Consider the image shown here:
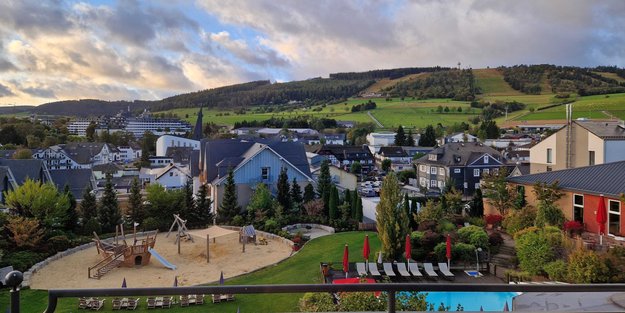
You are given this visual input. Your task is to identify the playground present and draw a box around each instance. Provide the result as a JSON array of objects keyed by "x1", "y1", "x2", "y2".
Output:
[{"x1": 29, "y1": 224, "x2": 292, "y2": 289}]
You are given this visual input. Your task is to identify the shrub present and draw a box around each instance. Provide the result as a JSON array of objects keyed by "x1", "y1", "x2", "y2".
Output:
[
  {"x1": 567, "y1": 249, "x2": 610, "y2": 283},
  {"x1": 505, "y1": 269, "x2": 532, "y2": 282},
  {"x1": 417, "y1": 220, "x2": 437, "y2": 231},
  {"x1": 299, "y1": 292, "x2": 336, "y2": 312},
  {"x1": 434, "y1": 242, "x2": 476, "y2": 263},
  {"x1": 436, "y1": 220, "x2": 456, "y2": 234},
  {"x1": 544, "y1": 260, "x2": 568, "y2": 281},
  {"x1": 535, "y1": 201, "x2": 565, "y2": 228},
  {"x1": 410, "y1": 231, "x2": 424, "y2": 245},
  {"x1": 563, "y1": 220, "x2": 583, "y2": 236},
  {"x1": 457, "y1": 225, "x2": 488, "y2": 248},
  {"x1": 49, "y1": 235, "x2": 70, "y2": 253},
  {"x1": 141, "y1": 217, "x2": 160, "y2": 231},
  {"x1": 484, "y1": 214, "x2": 503, "y2": 225},
  {"x1": 466, "y1": 216, "x2": 485, "y2": 227},
  {"x1": 82, "y1": 217, "x2": 102, "y2": 235},
  {"x1": 420, "y1": 230, "x2": 441, "y2": 250},
  {"x1": 503, "y1": 206, "x2": 537, "y2": 235},
  {"x1": 231, "y1": 215, "x2": 245, "y2": 226},
  {"x1": 515, "y1": 229, "x2": 556, "y2": 275},
  {"x1": 1, "y1": 251, "x2": 43, "y2": 272},
  {"x1": 488, "y1": 232, "x2": 504, "y2": 247},
  {"x1": 264, "y1": 218, "x2": 279, "y2": 234}
]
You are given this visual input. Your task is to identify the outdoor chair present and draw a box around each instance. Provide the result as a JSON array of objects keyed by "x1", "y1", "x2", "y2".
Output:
[
  {"x1": 423, "y1": 263, "x2": 439, "y2": 278},
  {"x1": 90, "y1": 299, "x2": 105, "y2": 311},
  {"x1": 195, "y1": 294, "x2": 204, "y2": 305},
  {"x1": 226, "y1": 294, "x2": 235, "y2": 301},
  {"x1": 146, "y1": 297, "x2": 156, "y2": 309},
  {"x1": 126, "y1": 298, "x2": 139, "y2": 310},
  {"x1": 112, "y1": 298, "x2": 122, "y2": 310},
  {"x1": 382, "y1": 263, "x2": 396, "y2": 277},
  {"x1": 395, "y1": 262, "x2": 411, "y2": 277},
  {"x1": 407, "y1": 262, "x2": 423, "y2": 277},
  {"x1": 212, "y1": 294, "x2": 221, "y2": 303},
  {"x1": 437, "y1": 262, "x2": 455, "y2": 280},
  {"x1": 162, "y1": 297, "x2": 172, "y2": 309},
  {"x1": 368, "y1": 262, "x2": 382, "y2": 276},
  {"x1": 180, "y1": 295, "x2": 189, "y2": 307},
  {"x1": 356, "y1": 262, "x2": 368, "y2": 276}
]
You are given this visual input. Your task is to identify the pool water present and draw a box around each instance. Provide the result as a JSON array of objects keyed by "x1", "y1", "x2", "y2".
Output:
[{"x1": 413, "y1": 291, "x2": 518, "y2": 311}]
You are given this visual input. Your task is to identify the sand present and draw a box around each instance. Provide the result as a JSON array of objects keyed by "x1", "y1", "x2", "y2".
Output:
[{"x1": 29, "y1": 227, "x2": 292, "y2": 289}]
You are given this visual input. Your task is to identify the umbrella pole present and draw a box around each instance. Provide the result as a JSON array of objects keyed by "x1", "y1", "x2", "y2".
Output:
[{"x1": 447, "y1": 259, "x2": 450, "y2": 269}]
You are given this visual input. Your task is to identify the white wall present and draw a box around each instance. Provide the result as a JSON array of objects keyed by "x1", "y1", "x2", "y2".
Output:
[
  {"x1": 605, "y1": 140, "x2": 625, "y2": 163},
  {"x1": 156, "y1": 135, "x2": 200, "y2": 156},
  {"x1": 361, "y1": 197, "x2": 380, "y2": 223}
]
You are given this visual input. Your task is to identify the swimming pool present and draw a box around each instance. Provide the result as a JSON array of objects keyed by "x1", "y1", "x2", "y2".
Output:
[{"x1": 413, "y1": 291, "x2": 519, "y2": 311}]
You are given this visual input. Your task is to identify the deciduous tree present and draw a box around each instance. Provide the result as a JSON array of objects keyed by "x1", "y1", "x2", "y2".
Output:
[
  {"x1": 6, "y1": 216, "x2": 44, "y2": 248},
  {"x1": 376, "y1": 172, "x2": 410, "y2": 260},
  {"x1": 482, "y1": 168, "x2": 516, "y2": 216}
]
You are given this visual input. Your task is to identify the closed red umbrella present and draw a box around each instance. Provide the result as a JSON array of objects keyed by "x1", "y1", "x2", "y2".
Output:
[
  {"x1": 446, "y1": 234, "x2": 452, "y2": 268},
  {"x1": 503, "y1": 301, "x2": 509, "y2": 311},
  {"x1": 405, "y1": 234, "x2": 411, "y2": 262},
  {"x1": 363, "y1": 235, "x2": 370, "y2": 264},
  {"x1": 597, "y1": 195, "x2": 607, "y2": 245},
  {"x1": 343, "y1": 244, "x2": 349, "y2": 278}
]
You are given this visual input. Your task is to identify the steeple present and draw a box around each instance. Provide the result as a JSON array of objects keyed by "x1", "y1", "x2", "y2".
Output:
[{"x1": 192, "y1": 107, "x2": 203, "y2": 140}]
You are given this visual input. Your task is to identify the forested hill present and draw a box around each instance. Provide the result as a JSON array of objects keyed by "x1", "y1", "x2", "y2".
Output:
[{"x1": 21, "y1": 65, "x2": 625, "y2": 117}]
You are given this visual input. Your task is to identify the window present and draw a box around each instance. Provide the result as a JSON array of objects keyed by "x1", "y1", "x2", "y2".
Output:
[
  {"x1": 430, "y1": 167, "x2": 437, "y2": 174},
  {"x1": 439, "y1": 168, "x2": 445, "y2": 175},
  {"x1": 589, "y1": 151, "x2": 595, "y2": 166},
  {"x1": 483, "y1": 168, "x2": 490, "y2": 175},
  {"x1": 428, "y1": 154, "x2": 437, "y2": 161},
  {"x1": 261, "y1": 167, "x2": 270, "y2": 180},
  {"x1": 169, "y1": 172, "x2": 173, "y2": 177},
  {"x1": 463, "y1": 182, "x2": 468, "y2": 189},
  {"x1": 473, "y1": 169, "x2": 480, "y2": 177},
  {"x1": 420, "y1": 178, "x2": 426, "y2": 187},
  {"x1": 454, "y1": 168, "x2": 461, "y2": 174},
  {"x1": 546, "y1": 148, "x2": 553, "y2": 164},
  {"x1": 431, "y1": 180, "x2": 437, "y2": 187},
  {"x1": 438, "y1": 180, "x2": 444, "y2": 188},
  {"x1": 484, "y1": 155, "x2": 489, "y2": 164},
  {"x1": 609, "y1": 200, "x2": 621, "y2": 236},
  {"x1": 573, "y1": 194, "x2": 584, "y2": 223},
  {"x1": 475, "y1": 183, "x2": 481, "y2": 189},
  {"x1": 419, "y1": 165, "x2": 426, "y2": 172},
  {"x1": 546, "y1": 166, "x2": 553, "y2": 172}
]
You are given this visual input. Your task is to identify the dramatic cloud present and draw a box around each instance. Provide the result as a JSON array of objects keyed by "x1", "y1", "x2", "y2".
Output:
[{"x1": 0, "y1": 0, "x2": 624, "y2": 105}]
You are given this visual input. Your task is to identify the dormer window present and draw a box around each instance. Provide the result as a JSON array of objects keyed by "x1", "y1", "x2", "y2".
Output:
[
  {"x1": 484, "y1": 155, "x2": 489, "y2": 163},
  {"x1": 428, "y1": 154, "x2": 437, "y2": 161}
]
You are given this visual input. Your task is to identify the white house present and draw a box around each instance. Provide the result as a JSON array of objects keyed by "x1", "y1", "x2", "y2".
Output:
[
  {"x1": 156, "y1": 135, "x2": 200, "y2": 156},
  {"x1": 366, "y1": 132, "x2": 397, "y2": 147},
  {"x1": 140, "y1": 163, "x2": 190, "y2": 189}
]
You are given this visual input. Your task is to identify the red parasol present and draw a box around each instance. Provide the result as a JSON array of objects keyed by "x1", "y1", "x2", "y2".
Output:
[
  {"x1": 503, "y1": 301, "x2": 509, "y2": 311},
  {"x1": 405, "y1": 234, "x2": 411, "y2": 261},
  {"x1": 446, "y1": 234, "x2": 452, "y2": 268},
  {"x1": 343, "y1": 244, "x2": 349, "y2": 277},
  {"x1": 597, "y1": 195, "x2": 607, "y2": 235},
  {"x1": 363, "y1": 235, "x2": 370, "y2": 262}
]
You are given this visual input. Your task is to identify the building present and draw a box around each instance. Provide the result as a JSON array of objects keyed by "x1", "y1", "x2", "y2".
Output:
[
  {"x1": 376, "y1": 146, "x2": 413, "y2": 172},
  {"x1": 414, "y1": 142, "x2": 513, "y2": 196},
  {"x1": 311, "y1": 165, "x2": 358, "y2": 191},
  {"x1": 140, "y1": 163, "x2": 191, "y2": 190},
  {"x1": 68, "y1": 119, "x2": 97, "y2": 136},
  {"x1": 155, "y1": 135, "x2": 200, "y2": 156},
  {"x1": 366, "y1": 132, "x2": 397, "y2": 147},
  {"x1": 441, "y1": 132, "x2": 478, "y2": 145},
  {"x1": 0, "y1": 159, "x2": 52, "y2": 206},
  {"x1": 33, "y1": 142, "x2": 119, "y2": 170},
  {"x1": 529, "y1": 120, "x2": 625, "y2": 174},
  {"x1": 198, "y1": 139, "x2": 313, "y2": 211},
  {"x1": 313, "y1": 145, "x2": 375, "y2": 175},
  {"x1": 124, "y1": 117, "x2": 192, "y2": 138},
  {"x1": 322, "y1": 133, "x2": 346, "y2": 145},
  {"x1": 506, "y1": 161, "x2": 625, "y2": 238},
  {"x1": 49, "y1": 169, "x2": 96, "y2": 200}
]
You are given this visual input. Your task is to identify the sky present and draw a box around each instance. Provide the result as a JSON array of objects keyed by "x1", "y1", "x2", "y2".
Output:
[{"x1": 0, "y1": 0, "x2": 624, "y2": 106}]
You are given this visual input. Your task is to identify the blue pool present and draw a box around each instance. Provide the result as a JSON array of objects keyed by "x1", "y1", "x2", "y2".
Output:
[{"x1": 413, "y1": 292, "x2": 518, "y2": 311}]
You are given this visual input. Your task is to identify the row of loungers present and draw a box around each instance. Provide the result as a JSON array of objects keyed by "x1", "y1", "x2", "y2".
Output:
[{"x1": 356, "y1": 262, "x2": 454, "y2": 280}]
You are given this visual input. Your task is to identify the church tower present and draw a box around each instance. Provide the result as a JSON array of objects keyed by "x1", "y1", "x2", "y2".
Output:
[{"x1": 192, "y1": 107, "x2": 203, "y2": 140}]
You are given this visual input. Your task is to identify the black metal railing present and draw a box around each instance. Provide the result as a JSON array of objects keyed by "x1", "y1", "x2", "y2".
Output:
[{"x1": 41, "y1": 282, "x2": 625, "y2": 313}]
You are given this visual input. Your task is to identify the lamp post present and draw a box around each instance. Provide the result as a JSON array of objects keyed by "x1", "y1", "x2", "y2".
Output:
[{"x1": 475, "y1": 247, "x2": 482, "y2": 273}]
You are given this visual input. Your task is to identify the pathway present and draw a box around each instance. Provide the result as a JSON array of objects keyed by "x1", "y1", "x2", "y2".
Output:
[
  {"x1": 489, "y1": 231, "x2": 516, "y2": 279},
  {"x1": 367, "y1": 111, "x2": 384, "y2": 128}
]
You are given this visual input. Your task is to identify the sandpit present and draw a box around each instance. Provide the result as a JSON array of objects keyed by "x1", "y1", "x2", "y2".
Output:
[{"x1": 29, "y1": 226, "x2": 292, "y2": 289}]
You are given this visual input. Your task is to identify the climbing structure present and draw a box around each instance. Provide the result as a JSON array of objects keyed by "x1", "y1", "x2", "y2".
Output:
[{"x1": 88, "y1": 225, "x2": 158, "y2": 279}]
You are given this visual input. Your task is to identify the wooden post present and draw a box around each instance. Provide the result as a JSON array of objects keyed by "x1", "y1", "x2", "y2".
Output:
[
  {"x1": 242, "y1": 237, "x2": 246, "y2": 253},
  {"x1": 206, "y1": 234, "x2": 210, "y2": 263},
  {"x1": 115, "y1": 225, "x2": 119, "y2": 245},
  {"x1": 178, "y1": 230, "x2": 181, "y2": 255}
]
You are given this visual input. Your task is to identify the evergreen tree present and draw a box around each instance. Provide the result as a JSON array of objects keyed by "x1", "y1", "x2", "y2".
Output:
[
  {"x1": 410, "y1": 198, "x2": 419, "y2": 229},
  {"x1": 513, "y1": 185, "x2": 527, "y2": 210},
  {"x1": 376, "y1": 172, "x2": 410, "y2": 261},
  {"x1": 355, "y1": 195, "x2": 363, "y2": 223},
  {"x1": 328, "y1": 185, "x2": 339, "y2": 221},
  {"x1": 471, "y1": 188, "x2": 485, "y2": 217},
  {"x1": 277, "y1": 167, "x2": 291, "y2": 211},
  {"x1": 303, "y1": 183, "x2": 315, "y2": 203},
  {"x1": 351, "y1": 189, "x2": 358, "y2": 219},
  {"x1": 194, "y1": 184, "x2": 213, "y2": 227},
  {"x1": 350, "y1": 161, "x2": 362, "y2": 174},
  {"x1": 182, "y1": 180, "x2": 194, "y2": 219},
  {"x1": 317, "y1": 160, "x2": 332, "y2": 214},
  {"x1": 406, "y1": 129, "x2": 416, "y2": 146},
  {"x1": 344, "y1": 189, "x2": 352, "y2": 207},
  {"x1": 97, "y1": 174, "x2": 121, "y2": 233},
  {"x1": 80, "y1": 185, "x2": 97, "y2": 222},
  {"x1": 418, "y1": 125, "x2": 437, "y2": 147},
  {"x1": 395, "y1": 125, "x2": 406, "y2": 146},
  {"x1": 290, "y1": 178, "x2": 303, "y2": 211},
  {"x1": 63, "y1": 184, "x2": 78, "y2": 232},
  {"x1": 128, "y1": 177, "x2": 143, "y2": 223},
  {"x1": 403, "y1": 193, "x2": 411, "y2": 219},
  {"x1": 218, "y1": 169, "x2": 240, "y2": 223}
]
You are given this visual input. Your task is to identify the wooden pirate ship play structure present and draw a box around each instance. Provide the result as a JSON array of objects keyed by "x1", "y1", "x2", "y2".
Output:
[{"x1": 88, "y1": 225, "x2": 159, "y2": 279}]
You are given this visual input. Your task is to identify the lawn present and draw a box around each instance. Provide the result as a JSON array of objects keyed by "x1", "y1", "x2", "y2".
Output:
[
  {"x1": 473, "y1": 69, "x2": 523, "y2": 96},
  {"x1": 515, "y1": 93, "x2": 625, "y2": 121},
  {"x1": 0, "y1": 232, "x2": 380, "y2": 313}
]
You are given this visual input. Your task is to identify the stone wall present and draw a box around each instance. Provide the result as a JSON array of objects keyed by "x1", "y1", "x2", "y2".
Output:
[
  {"x1": 220, "y1": 226, "x2": 295, "y2": 248},
  {"x1": 281, "y1": 223, "x2": 335, "y2": 234}
]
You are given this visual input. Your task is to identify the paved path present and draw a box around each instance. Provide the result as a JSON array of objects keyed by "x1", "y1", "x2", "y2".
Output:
[{"x1": 367, "y1": 111, "x2": 384, "y2": 127}]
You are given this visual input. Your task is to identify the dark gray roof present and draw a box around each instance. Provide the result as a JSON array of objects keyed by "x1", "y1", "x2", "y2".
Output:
[
  {"x1": 378, "y1": 146, "x2": 408, "y2": 157},
  {"x1": 576, "y1": 120, "x2": 625, "y2": 140},
  {"x1": 201, "y1": 139, "x2": 311, "y2": 183},
  {"x1": 192, "y1": 108, "x2": 203, "y2": 141},
  {"x1": 0, "y1": 159, "x2": 49, "y2": 184},
  {"x1": 61, "y1": 142, "x2": 106, "y2": 164},
  {"x1": 165, "y1": 146, "x2": 194, "y2": 164},
  {"x1": 50, "y1": 169, "x2": 94, "y2": 199},
  {"x1": 190, "y1": 150, "x2": 200, "y2": 177},
  {"x1": 508, "y1": 161, "x2": 625, "y2": 197},
  {"x1": 322, "y1": 133, "x2": 346, "y2": 140},
  {"x1": 92, "y1": 163, "x2": 123, "y2": 173},
  {"x1": 415, "y1": 142, "x2": 503, "y2": 166}
]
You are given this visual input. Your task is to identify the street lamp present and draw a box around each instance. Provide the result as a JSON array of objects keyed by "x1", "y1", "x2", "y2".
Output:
[{"x1": 475, "y1": 247, "x2": 483, "y2": 273}]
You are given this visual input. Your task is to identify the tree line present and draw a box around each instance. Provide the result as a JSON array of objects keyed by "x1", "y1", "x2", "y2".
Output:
[
  {"x1": 329, "y1": 66, "x2": 450, "y2": 80},
  {"x1": 384, "y1": 69, "x2": 480, "y2": 101}
]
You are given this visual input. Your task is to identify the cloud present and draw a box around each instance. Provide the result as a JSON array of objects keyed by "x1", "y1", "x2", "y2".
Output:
[
  {"x1": 0, "y1": 83, "x2": 14, "y2": 97},
  {"x1": 0, "y1": 0, "x2": 73, "y2": 38},
  {"x1": 21, "y1": 86, "x2": 56, "y2": 98},
  {"x1": 209, "y1": 31, "x2": 289, "y2": 67}
]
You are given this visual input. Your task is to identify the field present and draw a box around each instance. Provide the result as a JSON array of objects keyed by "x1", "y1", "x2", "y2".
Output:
[
  {"x1": 0, "y1": 232, "x2": 381, "y2": 313},
  {"x1": 515, "y1": 93, "x2": 625, "y2": 121},
  {"x1": 473, "y1": 69, "x2": 523, "y2": 96}
]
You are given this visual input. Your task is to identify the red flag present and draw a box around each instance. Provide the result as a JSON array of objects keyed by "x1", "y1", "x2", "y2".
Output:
[
  {"x1": 405, "y1": 234, "x2": 411, "y2": 260},
  {"x1": 596, "y1": 195, "x2": 607, "y2": 235},
  {"x1": 446, "y1": 234, "x2": 452, "y2": 261},
  {"x1": 363, "y1": 235, "x2": 370, "y2": 261},
  {"x1": 343, "y1": 244, "x2": 349, "y2": 274}
]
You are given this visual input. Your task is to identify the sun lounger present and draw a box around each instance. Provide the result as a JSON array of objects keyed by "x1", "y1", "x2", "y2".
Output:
[
  {"x1": 437, "y1": 262, "x2": 455, "y2": 280},
  {"x1": 146, "y1": 297, "x2": 156, "y2": 309},
  {"x1": 212, "y1": 294, "x2": 221, "y2": 303},
  {"x1": 423, "y1": 263, "x2": 438, "y2": 278},
  {"x1": 408, "y1": 262, "x2": 423, "y2": 277},
  {"x1": 356, "y1": 262, "x2": 368, "y2": 276},
  {"x1": 90, "y1": 299, "x2": 105, "y2": 311},
  {"x1": 195, "y1": 294, "x2": 204, "y2": 305},
  {"x1": 79, "y1": 298, "x2": 90, "y2": 309},
  {"x1": 162, "y1": 297, "x2": 172, "y2": 308},
  {"x1": 382, "y1": 263, "x2": 396, "y2": 277},
  {"x1": 180, "y1": 295, "x2": 189, "y2": 307},
  {"x1": 126, "y1": 298, "x2": 139, "y2": 310},
  {"x1": 112, "y1": 298, "x2": 122, "y2": 310},
  {"x1": 395, "y1": 262, "x2": 411, "y2": 277},
  {"x1": 368, "y1": 262, "x2": 381, "y2": 276}
]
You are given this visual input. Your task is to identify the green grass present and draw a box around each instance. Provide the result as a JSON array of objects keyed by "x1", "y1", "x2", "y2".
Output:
[
  {"x1": 0, "y1": 232, "x2": 380, "y2": 313},
  {"x1": 515, "y1": 93, "x2": 625, "y2": 121},
  {"x1": 473, "y1": 69, "x2": 523, "y2": 96}
]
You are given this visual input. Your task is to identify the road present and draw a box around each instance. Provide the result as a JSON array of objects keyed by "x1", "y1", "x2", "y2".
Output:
[{"x1": 367, "y1": 111, "x2": 384, "y2": 128}]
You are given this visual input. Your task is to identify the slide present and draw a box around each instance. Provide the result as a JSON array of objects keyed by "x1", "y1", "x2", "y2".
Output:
[{"x1": 148, "y1": 248, "x2": 177, "y2": 270}]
